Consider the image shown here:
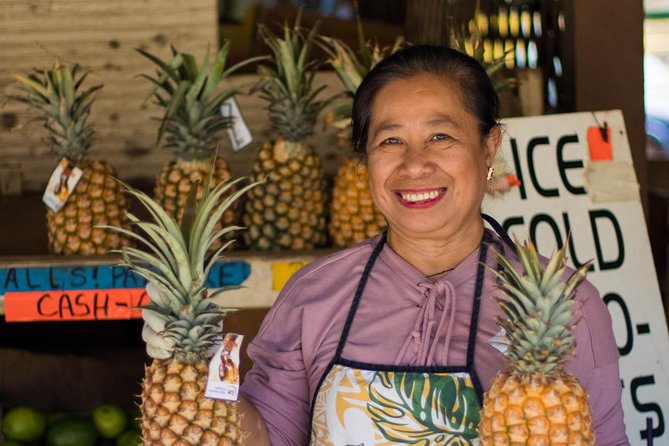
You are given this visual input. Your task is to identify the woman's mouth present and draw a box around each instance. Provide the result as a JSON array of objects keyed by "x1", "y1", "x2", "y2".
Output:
[{"x1": 395, "y1": 188, "x2": 446, "y2": 208}]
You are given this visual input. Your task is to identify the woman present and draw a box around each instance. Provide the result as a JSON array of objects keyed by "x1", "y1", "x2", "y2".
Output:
[
  {"x1": 144, "y1": 45, "x2": 628, "y2": 444},
  {"x1": 238, "y1": 45, "x2": 628, "y2": 445}
]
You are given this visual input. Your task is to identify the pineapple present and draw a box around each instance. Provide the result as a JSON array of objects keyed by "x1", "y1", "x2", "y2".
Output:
[
  {"x1": 138, "y1": 42, "x2": 261, "y2": 249},
  {"x1": 105, "y1": 174, "x2": 261, "y2": 445},
  {"x1": 478, "y1": 239, "x2": 595, "y2": 445},
  {"x1": 319, "y1": 33, "x2": 403, "y2": 247},
  {"x1": 243, "y1": 15, "x2": 336, "y2": 250},
  {"x1": 11, "y1": 62, "x2": 131, "y2": 255}
]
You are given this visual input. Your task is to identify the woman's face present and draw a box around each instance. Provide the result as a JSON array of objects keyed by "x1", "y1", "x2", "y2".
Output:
[{"x1": 366, "y1": 72, "x2": 499, "y2": 242}]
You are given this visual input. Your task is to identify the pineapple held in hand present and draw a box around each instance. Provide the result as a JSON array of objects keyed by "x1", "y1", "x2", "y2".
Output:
[
  {"x1": 105, "y1": 174, "x2": 261, "y2": 445},
  {"x1": 479, "y1": 239, "x2": 595, "y2": 445},
  {"x1": 11, "y1": 62, "x2": 131, "y2": 255},
  {"x1": 243, "y1": 15, "x2": 336, "y2": 250},
  {"x1": 319, "y1": 34, "x2": 403, "y2": 247},
  {"x1": 139, "y1": 43, "x2": 261, "y2": 249}
]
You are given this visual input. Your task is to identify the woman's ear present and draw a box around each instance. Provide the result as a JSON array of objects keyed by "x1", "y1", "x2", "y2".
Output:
[{"x1": 484, "y1": 125, "x2": 503, "y2": 166}]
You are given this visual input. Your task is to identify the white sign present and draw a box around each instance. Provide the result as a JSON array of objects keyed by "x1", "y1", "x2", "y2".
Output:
[{"x1": 483, "y1": 110, "x2": 669, "y2": 444}]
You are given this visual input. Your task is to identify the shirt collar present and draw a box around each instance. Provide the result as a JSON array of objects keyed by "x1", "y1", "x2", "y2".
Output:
[{"x1": 373, "y1": 232, "x2": 484, "y2": 293}]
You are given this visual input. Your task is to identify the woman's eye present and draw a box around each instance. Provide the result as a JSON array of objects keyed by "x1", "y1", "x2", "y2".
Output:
[
  {"x1": 431, "y1": 133, "x2": 451, "y2": 141},
  {"x1": 380, "y1": 137, "x2": 402, "y2": 145}
]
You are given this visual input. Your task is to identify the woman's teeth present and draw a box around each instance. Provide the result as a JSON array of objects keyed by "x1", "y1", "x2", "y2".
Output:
[{"x1": 399, "y1": 189, "x2": 443, "y2": 203}]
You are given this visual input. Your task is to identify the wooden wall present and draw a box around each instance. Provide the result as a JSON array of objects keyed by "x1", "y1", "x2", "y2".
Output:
[{"x1": 0, "y1": 0, "x2": 345, "y2": 192}]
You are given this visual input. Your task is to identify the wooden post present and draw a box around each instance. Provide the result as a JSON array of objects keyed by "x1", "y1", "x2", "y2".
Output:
[{"x1": 405, "y1": 0, "x2": 478, "y2": 45}]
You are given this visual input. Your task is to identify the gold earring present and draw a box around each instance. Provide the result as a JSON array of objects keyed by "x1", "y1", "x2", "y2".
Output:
[{"x1": 486, "y1": 166, "x2": 494, "y2": 181}]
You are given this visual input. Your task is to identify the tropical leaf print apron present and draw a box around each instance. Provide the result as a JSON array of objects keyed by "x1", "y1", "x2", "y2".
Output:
[{"x1": 309, "y1": 230, "x2": 497, "y2": 446}]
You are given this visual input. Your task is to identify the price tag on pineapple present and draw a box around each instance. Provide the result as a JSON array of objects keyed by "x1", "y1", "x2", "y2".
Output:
[
  {"x1": 205, "y1": 333, "x2": 244, "y2": 401},
  {"x1": 42, "y1": 158, "x2": 83, "y2": 213},
  {"x1": 220, "y1": 96, "x2": 253, "y2": 151}
]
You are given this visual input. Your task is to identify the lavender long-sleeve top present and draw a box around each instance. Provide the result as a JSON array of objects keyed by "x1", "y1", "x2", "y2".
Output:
[{"x1": 241, "y1": 232, "x2": 629, "y2": 445}]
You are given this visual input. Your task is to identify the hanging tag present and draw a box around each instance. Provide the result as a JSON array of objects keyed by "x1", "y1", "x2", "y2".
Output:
[
  {"x1": 205, "y1": 333, "x2": 244, "y2": 401},
  {"x1": 586, "y1": 124, "x2": 613, "y2": 161},
  {"x1": 220, "y1": 96, "x2": 253, "y2": 151},
  {"x1": 488, "y1": 328, "x2": 509, "y2": 354},
  {"x1": 42, "y1": 158, "x2": 83, "y2": 213}
]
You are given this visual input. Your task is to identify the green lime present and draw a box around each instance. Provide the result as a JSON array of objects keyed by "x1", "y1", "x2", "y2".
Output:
[
  {"x1": 115, "y1": 430, "x2": 141, "y2": 446},
  {"x1": 1, "y1": 439, "x2": 30, "y2": 446},
  {"x1": 2, "y1": 406, "x2": 47, "y2": 441},
  {"x1": 45, "y1": 418, "x2": 98, "y2": 446},
  {"x1": 46, "y1": 412, "x2": 70, "y2": 426},
  {"x1": 91, "y1": 404, "x2": 127, "y2": 439}
]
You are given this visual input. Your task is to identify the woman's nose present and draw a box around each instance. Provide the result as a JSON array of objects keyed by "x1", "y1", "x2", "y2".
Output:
[{"x1": 400, "y1": 145, "x2": 435, "y2": 177}]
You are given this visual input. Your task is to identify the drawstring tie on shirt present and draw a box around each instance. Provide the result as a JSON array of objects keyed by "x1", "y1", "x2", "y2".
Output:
[{"x1": 395, "y1": 280, "x2": 458, "y2": 365}]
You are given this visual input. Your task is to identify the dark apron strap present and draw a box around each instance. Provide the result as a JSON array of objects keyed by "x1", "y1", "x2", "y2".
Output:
[
  {"x1": 482, "y1": 212, "x2": 515, "y2": 249},
  {"x1": 309, "y1": 232, "x2": 388, "y2": 417},
  {"x1": 467, "y1": 214, "x2": 518, "y2": 402},
  {"x1": 464, "y1": 231, "x2": 489, "y2": 403}
]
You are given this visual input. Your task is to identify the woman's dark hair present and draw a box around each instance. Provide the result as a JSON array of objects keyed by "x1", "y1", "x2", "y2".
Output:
[{"x1": 352, "y1": 44, "x2": 500, "y2": 158}]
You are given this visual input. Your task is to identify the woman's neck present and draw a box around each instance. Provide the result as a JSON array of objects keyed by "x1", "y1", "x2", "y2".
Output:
[{"x1": 386, "y1": 220, "x2": 484, "y2": 278}]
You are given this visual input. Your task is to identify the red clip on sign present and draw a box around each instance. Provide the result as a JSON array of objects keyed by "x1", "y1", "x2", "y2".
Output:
[
  {"x1": 587, "y1": 125, "x2": 613, "y2": 161},
  {"x1": 4, "y1": 288, "x2": 148, "y2": 322}
]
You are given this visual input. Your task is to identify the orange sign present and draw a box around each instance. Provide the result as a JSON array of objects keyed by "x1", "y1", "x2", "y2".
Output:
[
  {"x1": 4, "y1": 288, "x2": 148, "y2": 322},
  {"x1": 587, "y1": 125, "x2": 613, "y2": 161}
]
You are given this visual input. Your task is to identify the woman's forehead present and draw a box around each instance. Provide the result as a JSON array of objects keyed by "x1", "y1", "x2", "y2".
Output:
[{"x1": 369, "y1": 76, "x2": 470, "y2": 123}]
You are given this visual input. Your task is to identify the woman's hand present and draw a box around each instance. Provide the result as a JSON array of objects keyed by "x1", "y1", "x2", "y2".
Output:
[
  {"x1": 239, "y1": 395, "x2": 271, "y2": 445},
  {"x1": 141, "y1": 282, "x2": 175, "y2": 359}
]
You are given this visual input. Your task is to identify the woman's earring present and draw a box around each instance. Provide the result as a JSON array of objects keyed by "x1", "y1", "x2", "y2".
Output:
[{"x1": 486, "y1": 166, "x2": 494, "y2": 181}]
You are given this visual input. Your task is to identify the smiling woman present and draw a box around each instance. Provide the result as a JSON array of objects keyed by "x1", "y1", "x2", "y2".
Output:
[
  {"x1": 363, "y1": 72, "x2": 501, "y2": 276},
  {"x1": 236, "y1": 45, "x2": 629, "y2": 445}
]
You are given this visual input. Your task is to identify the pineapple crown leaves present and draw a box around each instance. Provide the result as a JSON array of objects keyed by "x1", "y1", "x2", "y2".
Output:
[
  {"x1": 319, "y1": 28, "x2": 405, "y2": 97},
  {"x1": 318, "y1": 1, "x2": 404, "y2": 134},
  {"x1": 100, "y1": 173, "x2": 263, "y2": 358},
  {"x1": 490, "y1": 236, "x2": 592, "y2": 376},
  {"x1": 137, "y1": 41, "x2": 266, "y2": 159},
  {"x1": 254, "y1": 12, "x2": 340, "y2": 143},
  {"x1": 11, "y1": 62, "x2": 101, "y2": 163},
  {"x1": 318, "y1": 33, "x2": 404, "y2": 128},
  {"x1": 450, "y1": 24, "x2": 516, "y2": 93}
]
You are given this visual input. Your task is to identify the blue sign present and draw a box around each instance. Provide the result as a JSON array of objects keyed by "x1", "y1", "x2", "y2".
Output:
[{"x1": 0, "y1": 261, "x2": 251, "y2": 293}]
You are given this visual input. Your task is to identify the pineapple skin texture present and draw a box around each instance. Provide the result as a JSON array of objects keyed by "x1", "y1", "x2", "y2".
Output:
[
  {"x1": 47, "y1": 159, "x2": 132, "y2": 255},
  {"x1": 479, "y1": 372, "x2": 594, "y2": 446},
  {"x1": 243, "y1": 140, "x2": 327, "y2": 250},
  {"x1": 328, "y1": 155, "x2": 387, "y2": 247},
  {"x1": 154, "y1": 157, "x2": 237, "y2": 249},
  {"x1": 141, "y1": 358, "x2": 243, "y2": 446}
]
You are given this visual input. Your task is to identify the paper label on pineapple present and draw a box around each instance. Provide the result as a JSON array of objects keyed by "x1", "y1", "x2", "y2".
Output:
[
  {"x1": 206, "y1": 333, "x2": 244, "y2": 401},
  {"x1": 220, "y1": 96, "x2": 253, "y2": 151},
  {"x1": 42, "y1": 158, "x2": 83, "y2": 213}
]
